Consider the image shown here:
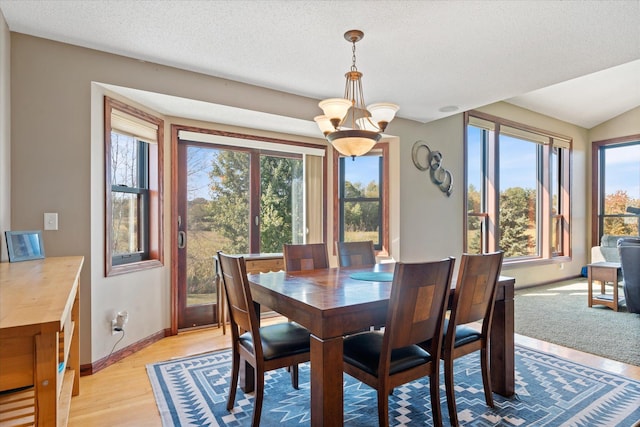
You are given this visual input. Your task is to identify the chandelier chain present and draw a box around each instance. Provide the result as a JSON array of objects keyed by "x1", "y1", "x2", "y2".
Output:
[{"x1": 351, "y1": 40, "x2": 358, "y2": 71}]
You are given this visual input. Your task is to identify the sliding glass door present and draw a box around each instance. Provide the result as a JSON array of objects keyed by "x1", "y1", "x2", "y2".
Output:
[{"x1": 176, "y1": 139, "x2": 303, "y2": 328}]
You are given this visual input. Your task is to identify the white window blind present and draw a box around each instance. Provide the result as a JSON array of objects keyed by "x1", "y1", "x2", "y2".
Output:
[
  {"x1": 178, "y1": 130, "x2": 325, "y2": 157},
  {"x1": 111, "y1": 109, "x2": 159, "y2": 143}
]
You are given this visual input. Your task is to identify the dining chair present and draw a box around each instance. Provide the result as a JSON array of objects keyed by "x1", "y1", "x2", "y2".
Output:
[
  {"x1": 217, "y1": 251, "x2": 311, "y2": 427},
  {"x1": 342, "y1": 257, "x2": 456, "y2": 427},
  {"x1": 283, "y1": 242, "x2": 329, "y2": 271},
  {"x1": 336, "y1": 240, "x2": 376, "y2": 267},
  {"x1": 618, "y1": 237, "x2": 640, "y2": 314},
  {"x1": 441, "y1": 251, "x2": 504, "y2": 426}
]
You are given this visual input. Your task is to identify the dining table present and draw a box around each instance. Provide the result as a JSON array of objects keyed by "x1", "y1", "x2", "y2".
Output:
[{"x1": 245, "y1": 262, "x2": 515, "y2": 427}]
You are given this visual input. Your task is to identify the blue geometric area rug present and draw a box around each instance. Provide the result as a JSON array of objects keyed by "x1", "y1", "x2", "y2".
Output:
[{"x1": 147, "y1": 346, "x2": 640, "y2": 426}]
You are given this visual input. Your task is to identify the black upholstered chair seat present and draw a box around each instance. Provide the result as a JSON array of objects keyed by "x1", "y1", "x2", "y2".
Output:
[
  {"x1": 239, "y1": 322, "x2": 310, "y2": 361},
  {"x1": 343, "y1": 331, "x2": 432, "y2": 377},
  {"x1": 218, "y1": 252, "x2": 311, "y2": 426},
  {"x1": 443, "y1": 319, "x2": 482, "y2": 347}
]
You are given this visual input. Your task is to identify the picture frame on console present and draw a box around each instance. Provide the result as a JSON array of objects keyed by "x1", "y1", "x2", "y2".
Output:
[{"x1": 5, "y1": 230, "x2": 45, "y2": 262}]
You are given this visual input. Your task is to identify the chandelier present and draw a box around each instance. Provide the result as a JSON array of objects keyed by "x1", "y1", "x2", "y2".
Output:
[{"x1": 314, "y1": 30, "x2": 399, "y2": 158}]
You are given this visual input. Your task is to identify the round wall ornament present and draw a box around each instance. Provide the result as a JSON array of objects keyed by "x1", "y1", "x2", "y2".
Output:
[{"x1": 411, "y1": 140, "x2": 453, "y2": 196}]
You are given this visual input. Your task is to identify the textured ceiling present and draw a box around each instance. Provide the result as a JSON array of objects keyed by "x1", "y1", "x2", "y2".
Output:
[{"x1": 1, "y1": 0, "x2": 639, "y2": 129}]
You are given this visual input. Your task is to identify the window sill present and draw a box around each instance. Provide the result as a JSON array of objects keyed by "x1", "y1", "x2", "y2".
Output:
[
  {"x1": 106, "y1": 259, "x2": 163, "y2": 277},
  {"x1": 501, "y1": 256, "x2": 571, "y2": 270}
]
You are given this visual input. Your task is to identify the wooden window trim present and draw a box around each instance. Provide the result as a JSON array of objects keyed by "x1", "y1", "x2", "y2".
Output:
[
  {"x1": 464, "y1": 111, "x2": 572, "y2": 263},
  {"x1": 591, "y1": 134, "x2": 640, "y2": 246},
  {"x1": 105, "y1": 97, "x2": 164, "y2": 277}
]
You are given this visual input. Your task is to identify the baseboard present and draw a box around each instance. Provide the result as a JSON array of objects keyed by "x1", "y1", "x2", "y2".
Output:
[
  {"x1": 516, "y1": 274, "x2": 583, "y2": 291},
  {"x1": 80, "y1": 328, "x2": 171, "y2": 376}
]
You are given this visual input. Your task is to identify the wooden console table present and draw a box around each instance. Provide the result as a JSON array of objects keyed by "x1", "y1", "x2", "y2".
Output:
[
  {"x1": 587, "y1": 261, "x2": 623, "y2": 311},
  {"x1": 0, "y1": 256, "x2": 83, "y2": 426}
]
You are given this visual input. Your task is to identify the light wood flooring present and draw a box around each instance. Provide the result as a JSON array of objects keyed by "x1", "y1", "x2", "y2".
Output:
[{"x1": 68, "y1": 318, "x2": 640, "y2": 427}]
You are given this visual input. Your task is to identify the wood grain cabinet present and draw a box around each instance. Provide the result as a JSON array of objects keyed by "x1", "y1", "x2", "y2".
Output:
[{"x1": 0, "y1": 256, "x2": 83, "y2": 426}]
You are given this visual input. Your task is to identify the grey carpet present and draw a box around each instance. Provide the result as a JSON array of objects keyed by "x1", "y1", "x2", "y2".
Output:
[{"x1": 514, "y1": 277, "x2": 640, "y2": 366}]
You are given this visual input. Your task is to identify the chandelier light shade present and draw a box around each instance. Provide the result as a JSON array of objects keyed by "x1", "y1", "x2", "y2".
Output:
[{"x1": 315, "y1": 30, "x2": 399, "y2": 158}]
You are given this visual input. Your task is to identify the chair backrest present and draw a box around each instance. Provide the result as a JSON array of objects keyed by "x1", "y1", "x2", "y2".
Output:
[
  {"x1": 217, "y1": 252, "x2": 261, "y2": 351},
  {"x1": 382, "y1": 258, "x2": 455, "y2": 360},
  {"x1": 336, "y1": 240, "x2": 376, "y2": 267},
  {"x1": 448, "y1": 251, "x2": 504, "y2": 329},
  {"x1": 283, "y1": 243, "x2": 329, "y2": 271}
]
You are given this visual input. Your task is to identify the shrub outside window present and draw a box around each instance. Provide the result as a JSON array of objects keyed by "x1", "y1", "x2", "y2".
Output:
[{"x1": 465, "y1": 111, "x2": 571, "y2": 262}]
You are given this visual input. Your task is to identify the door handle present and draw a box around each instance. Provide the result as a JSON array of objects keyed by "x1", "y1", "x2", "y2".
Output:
[{"x1": 178, "y1": 231, "x2": 186, "y2": 249}]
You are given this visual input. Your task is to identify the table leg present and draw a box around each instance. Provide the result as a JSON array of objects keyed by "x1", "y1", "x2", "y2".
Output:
[
  {"x1": 310, "y1": 335, "x2": 343, "y2": 427},
  {"x1": 588, "y1": 266, "x2": 593, "y2": 307},
  {"x1": 613, "y1": 275, "x2": 619, "y2": 311},
  {"x1": 35, "y1": 332, "x2": 58, "y2": 426},
  {"x1": 239, "y1": 358, "x2": 255, "y2": 393},
  {"x1": 490, "y1": 282, "x2": 515, "y2": 397}
]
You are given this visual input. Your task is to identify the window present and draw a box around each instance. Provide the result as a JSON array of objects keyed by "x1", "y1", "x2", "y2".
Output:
[
  {"x1": 592, "y1": 136, "x2": 640, "y2": 243},
  {"x1": 173, "y1": 128, "x2": 325, "y2": 329},
  {"x1": 334, "y1": 143, "x2": 389, "y2": 254},
  {"x1": 177, "y1": 129, "x2": 325, "y2": 255},
  {"x1": 465, "y1": 111, "x2": 571, "y2": 262},
  {"x1": 105, "y1": 97, "x2": 163, "y2": 276}
]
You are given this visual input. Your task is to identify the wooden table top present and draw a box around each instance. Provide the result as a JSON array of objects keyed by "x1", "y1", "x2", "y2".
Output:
[
  {"x1": 0, "y1": 256, "x2": 84, "y2": 331},
  {"x1": 248, "y1": 263, "x2": 514, "y2": 312},
  {"x1": 248, "y1": 263, "x2": 395, "y2": 312}
]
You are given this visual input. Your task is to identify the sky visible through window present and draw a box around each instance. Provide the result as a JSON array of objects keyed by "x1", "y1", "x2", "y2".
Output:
[
  {"x1": 188, "y1": 147, "x2": 218, "y2": 201},
  {"x1": 468, "y1": 127, "x2": 639, "y2": 202},
  {"x1": 344, "y1": 155, "x2": 379, "y2": 187},
  {"x1": 604, "y1": 144, "x2": 640, "y2": 200},
  {"x1": 499, "y1": 135, "x2": 537, "y2": 191}
]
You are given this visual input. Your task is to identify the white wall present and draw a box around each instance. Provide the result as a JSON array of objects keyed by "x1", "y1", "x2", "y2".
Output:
[
  {"x1": 0, "y1": 11, "x2": 10, "y2": 262},
  {"x1": 394, "y1": 114, "x2": 465, "y2": 263},
  {"x1": 590, "y1": 106, "x2": 640, "y2": 142}
]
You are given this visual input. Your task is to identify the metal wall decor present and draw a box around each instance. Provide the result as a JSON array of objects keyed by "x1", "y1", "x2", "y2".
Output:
[{"x1": 411, "y1": 140, "x2": 453, "y2": 196}]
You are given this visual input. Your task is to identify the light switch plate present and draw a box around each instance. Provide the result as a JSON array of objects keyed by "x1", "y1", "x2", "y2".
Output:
[{"x1": 44, "y1": 212, "x2": 58, "y2": 230}]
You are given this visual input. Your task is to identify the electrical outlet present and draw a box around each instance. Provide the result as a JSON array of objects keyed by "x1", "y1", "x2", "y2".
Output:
[
  {"x1": 111, "y1": 310, "x2": 128, "y2": 335},
  {"x1": 111, "y1": 319, "x2": 119, "y2": 335}
]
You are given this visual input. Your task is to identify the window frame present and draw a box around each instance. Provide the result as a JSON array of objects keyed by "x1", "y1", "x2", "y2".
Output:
[
  {"x1": 110, "y1": 139, "x2": 149, "y2": 265},
  {"x1": 333, "y1": 142, "x2": 389, "y2": 256},
  {"x1": 591, "y1": 135, "x2": 640, "y2": 245},
  {"x1": 105, "y1": 97, "x2": 164, "y2": 276},
  {"x1": 173, "y1": 125, "x2": 328, "y2": 251},
  {"x1": 464, "y1": 111, "x2": 571, "y2": 264}
]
